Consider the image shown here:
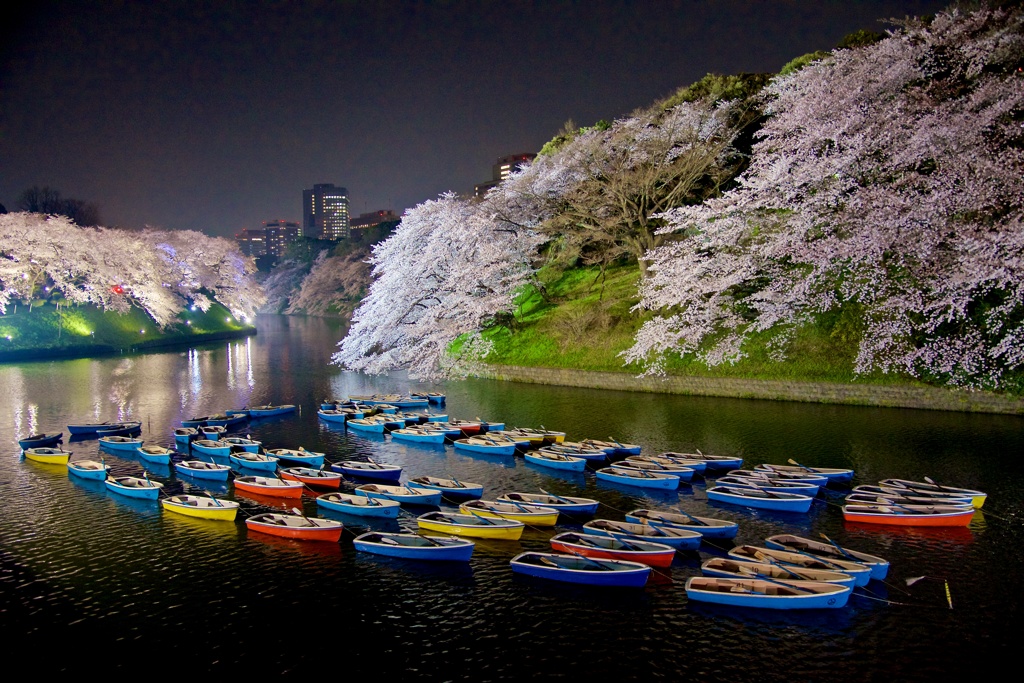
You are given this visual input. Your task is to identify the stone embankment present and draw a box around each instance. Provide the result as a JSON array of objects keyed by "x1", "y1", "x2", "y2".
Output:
[{"x1": 477, "y1": 365, "x2": 1024, "y2": 415}]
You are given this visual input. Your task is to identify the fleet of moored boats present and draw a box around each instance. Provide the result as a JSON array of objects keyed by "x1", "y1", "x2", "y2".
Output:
[{"x1": 16, "y1": 391, "x2": 988, "y2": 609}]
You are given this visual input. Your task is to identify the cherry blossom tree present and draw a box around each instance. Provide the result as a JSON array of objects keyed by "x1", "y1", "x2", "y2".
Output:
[
  {"x1": 332, "y1": 192, "x2": 544, "y2": 379},
  {"x1": 626, "y1": 5, "x2": 1024, "y2": 390}
]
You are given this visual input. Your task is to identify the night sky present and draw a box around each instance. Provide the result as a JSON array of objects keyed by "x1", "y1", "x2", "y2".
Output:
[{"x1": 1, "y1": 1, "x2": 952, "y2": 239}]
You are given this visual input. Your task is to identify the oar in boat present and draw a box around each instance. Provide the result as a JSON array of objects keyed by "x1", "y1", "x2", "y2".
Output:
[
  {"x1": 608, "y1": 436, "x2": 627, "y2": 449},
  {"x1": 505, "y1": 499, "x2": 534, "y2": 514},
  {"x1": 923, "y1": 475, "x2": 966, "y2": 495},
  {"x1": 291, "y1": 506, "x2": 317, "y2": 526},
  {"x1": 465, "y1": 509, "x2": 498, "y2": 525},
  {"x1": 787, "y1": 458, "x2": 819, "y2": 473},
  {"x1": 750, "y1": 550, "x2": 813, "y2": 581},
  {"x1": 205, "y1": 490, "x2": 225, "y2": 507},
  {"x1": 539, "y1": 488, "x2": 575, "y2": 505},
  {"x1": 775, "y1": 544, "x2": 853, "y2": 572},
  {"x1": 564, "y1": 549, "x2": 615, "y2": 571},
  {"x1": 819, "y1": 533, "x2": 860, "y2": 562},
  {"x1": 672, "y1": 508, "x2": 710, "y2": 526},
  {"x1": 873, "y1": 496, "x2": 943, "y2": 513}
]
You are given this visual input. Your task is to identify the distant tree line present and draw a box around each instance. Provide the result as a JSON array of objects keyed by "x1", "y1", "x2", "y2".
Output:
[{"x1": 17, "y1": 186, "x2": 101, "y2": 227}]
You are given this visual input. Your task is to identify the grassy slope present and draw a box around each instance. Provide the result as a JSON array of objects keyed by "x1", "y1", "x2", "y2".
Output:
[
  {"x1": 0, "y1": 301, "x2": 254, "y2": 360},
  {"x1": 483, "y1": 264, "x2": 954, "y2": 390}
]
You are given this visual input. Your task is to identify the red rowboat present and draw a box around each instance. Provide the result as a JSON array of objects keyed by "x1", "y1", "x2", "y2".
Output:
[
  {"x1": 842, "y1": 503, "x2": 974, "y2": 527},
  {"x1": 233, "y1": 475, "x2": 304, "y2": 499},
  {"x1": 549, "y1": 531, "x2": 675, "y2": 568},
  {"x1": 278, "y1": 467, "x2": 344, "y2": 489},
  {"x1": 245, "y1": 512, "x2": 343, "y2": 542}
]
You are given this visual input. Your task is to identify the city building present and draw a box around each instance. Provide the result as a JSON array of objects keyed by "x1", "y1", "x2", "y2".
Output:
[
  {"x1": 303, "y1": 183, "x2": 350, "y2": 240},
  {"x1": 234, "y1": 219, "x2": 299, "y2": 258},
  {"x1": 474, "y1": 152, "x2": 536, "y2": 198},
  {"x1": 350, "y1": 209, "x2": 399, "y2": 230}
]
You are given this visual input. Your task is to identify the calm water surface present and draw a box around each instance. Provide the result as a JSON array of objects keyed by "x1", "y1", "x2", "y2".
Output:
[{"x1": 1, "y1": 315, "x2": 1021, "y2": 679}]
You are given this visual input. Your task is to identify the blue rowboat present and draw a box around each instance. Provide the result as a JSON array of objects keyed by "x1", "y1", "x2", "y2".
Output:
[
  {"x1": 174, "y1": 427, "x2": 200, "y2": 444},
  {"x1": 354, "y1": 532, "x2": 474, "y2": 561},
  {"x1": 228, "y1": 451, "x2": 278, "y2": 471},
  {"x1": 497, "y1": 491, "x2": 600, "y2": 516},
  {"x1": 728, "y1": 545, "x2": 872, "y2": 587},
  {"x1": 580, "y1": 438, "x2": 642, "y2": 456},
  {"x1": 19, "y1": 432, "x2": 63, "y2": 449},
  {"x1": 174, "y1": 460, "x2": 232, "y2": 481},
  {"x1": 345, "y1": 417, "x2": 390, "y2": 433},
  {"x1": 729, "y1": 468, "x2": 830, "y2": 487},
  {"x1": 685, "y1": 576, "x2": 851, "y2": 609},
  {"x1": 410, "y1": 392, "x2": 447, "y2": 405},
  {"x1": 391, "y1": 427, "x2": 446, "y2": 444},
  {"x1": 136, "y1": 445, "x2": 175, "y2": 465},
  {"x1": 316, "y1": 492, "x2": 401, "y2": 518},
  {"x1": 524, "y1": 451, "x2": 587, "y2": 472},
  {"x1": 95, "y1": 422, "x2": 142, "y2": 437},
  {"x1": 67, "y1": 459, "x2": 110, "y2": 480},
  {"x1": 662, "y1": 451, "x2": 743, "y2": 470},
  {"x1": 98, "y1": 435, "x2": 145, "y2": 451},
  {"x1": 582, "y1": 519, "x2": 703, "y2": 551},
  {"x1": 715, "y1": 475, "x2": 819, "y2": 497},
  {"x1": 204, "y1": 413, "x2": 247, "y2": 428},
  {"x1": 425, "y1": 413, "x2": 449, "y2": 423},
  {"x1": 266, "y1": 448, "x2": 325, "y2": 468},
  {"x1": 355, "y1": 483, "x2": 443, "y2": 506},
  {"x1": 478, "y1": 420, "x2": 505, "y2": 433},
  {"x1": 700, "y1": 557, "x2": 857, "y2": 588},
  {"x1": 221, "y1": 436, "x2": 261, "y2": 453},
  {"x1": 595, "y1": 466, "x2": 679, "y2": 490},
  {"x1": 624, "y1": 509, "x2": 739, "y2": 539},
  {"x1": 755, "y1": 463, "x2": 854, "y2": 483},
  {"x1": 763, "y1": 534, "x2": 890, "y2": 581},
  {"x1": 67, "y1": 421, "x2": 124, "y2": 435},
  {"x1": 540, "y1": 443, "x2": 608, "y2": 461},
  {"x1": 453, "y1": 437, "x2": 517, "y2": 456},
  {"x1": 407, "y1": 476, "x2": 484, "y2": 499},
  {"x1": 510, "y1": 552, "x2": 651, "y2": 587},
  {"x1": 610, "y1": 460, "x2": 695, "y2": 482},
  {"x1": 706, "y1": 486, "x2": 815, "y2": 513},
  {"x1": 225, "y1": 408, "x2": 251, "y2": 417},
  {"x1": 330, "y1": 460, "x2": 403, "y2": 482},
  {"x1": 420, "y1": 422, "x2": 464, "y2": 438},
  {"x1": 180, "y1": 416, "x2": 213, "y2": 428},
  {"x1": 200, "y1": 425, "x2": 228, "y2": 439},
  {"x1": 190, "y1": 439, "x2": 233, "y2": 457},
  {"x1": 248, "y1": 404, "x2": 297, "y2": 418},
  {"x1": 105, "y1": 475, "x2": 163, "y2": 500},
  {"x1": 317, "y1": 409, "x2": 351, "y2": 424},
  {"x1": 625, "y1": 454, "x2": 707, "y2": 475}
]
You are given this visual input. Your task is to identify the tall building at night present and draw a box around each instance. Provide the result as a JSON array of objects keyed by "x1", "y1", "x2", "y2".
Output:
[
  {"x1": 235, "y1": 219, "x2": 298, "y2": 258},
  {"x1": 474, "y1": 152, "x2": 536, "y2": 198},
  {"x1": 302, "y1": 183, "x2": 350, "y2": 240}
]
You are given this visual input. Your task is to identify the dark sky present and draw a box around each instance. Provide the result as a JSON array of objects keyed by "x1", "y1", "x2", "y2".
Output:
[{"x1": 0, "y1": 0, "x2": 952, "y2": 239}]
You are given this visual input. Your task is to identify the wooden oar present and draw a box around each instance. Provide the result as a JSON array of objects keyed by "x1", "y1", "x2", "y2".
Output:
[
  {"x1": 465, "y1": 509, "x2": 499, "y2": 525},
  {"x1": 787, "y1": 458, "x2": 818, "y2": 473},
  {"x1": 750, "y1": 550, "x2": 814, "y2": 581},
  {"x1": 672, "y1": 508, "x2": 709, "y2": 526},
  {"x1": 818, "y1": 533, "x2": 860, "y2": 562},
  {"x1": 539, "y1": 488, "x2": 575, "y2": 505}
]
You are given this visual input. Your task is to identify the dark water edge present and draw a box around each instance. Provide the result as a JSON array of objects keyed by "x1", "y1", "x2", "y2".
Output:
[
  {"x1": 1, "y1": 315, "x2": 1021, "y2": 680},
  {"x1": 0, "y1": 327, "x2": 257, "y2": 363}
]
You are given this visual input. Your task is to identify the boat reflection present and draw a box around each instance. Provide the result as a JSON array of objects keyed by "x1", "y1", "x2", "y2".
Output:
[
  {"x1": 842, "y1": 520, "x2": 976, "y2": 544},
  {"x1": 246, "y1": 530, "x2": 344, "y2": 558}
]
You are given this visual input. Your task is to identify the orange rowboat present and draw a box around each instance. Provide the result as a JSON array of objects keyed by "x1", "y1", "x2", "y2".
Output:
[
  {"x1": 245, "y1": 512, "x2": 343, "y2": 542},
  {"x1": 842, "y1": 503, "x2": 975, "y2": 527},
  {"x1": 233, "y1": 475, "x2": 304, "y2": 499},
  {"x1": 278, "y1": 467, "x2": 344, "y2": 489}
]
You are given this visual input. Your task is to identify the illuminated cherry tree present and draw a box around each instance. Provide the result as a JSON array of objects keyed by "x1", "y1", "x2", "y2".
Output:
[
  {"x1": 332, "y1": 192, "x2": 544, "y2": 379},
  {"x1": 626, "y1": 6, "x2": 1024, "y2": 389}
]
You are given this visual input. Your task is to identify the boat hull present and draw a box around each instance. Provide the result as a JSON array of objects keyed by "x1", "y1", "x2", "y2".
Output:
[
  {"x1": 524, "y1": 453, "x2": 587, "y2": 472},
  {"x1": 316, "y1": 493, "x2": 401, "y2": 518},
  {"x1": 245, "y1": 517, "x2": 342, "y2": 542},
  {"x1": 595, "y1": 468, "x2": 679, "y2": 490},
  {"x1": 842, "y1": 507, "x2": 974, "y2": 527},
  {"x1": 417, "y1": 516, "x2": 524, "y2": 540},
  {"x1": 706, "y1": 487, "x2": 814, "y2": 513},
  {"x1": 24, "y1": 449, "x2": 71, "y2": 465},
  {"x1": 353, "y1": 533, "x2": 474, "y2": 561},
  {"x1": 685, "y1": 577, "x2": 851, "y2": 609},
  {"x1": 67, "y1": 461, "x2": 110, "y2": 480},
  {"x1": 511, "y1": 553, "x2": 651, "y2": 587},
  {"x1": 161, "y1": 497, "x2": 238, "y2": 520}
]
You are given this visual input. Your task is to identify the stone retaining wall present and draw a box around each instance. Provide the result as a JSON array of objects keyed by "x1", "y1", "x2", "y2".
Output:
[{"x1": 476, "y1": 365, "x2": 1024, "y2": 415}]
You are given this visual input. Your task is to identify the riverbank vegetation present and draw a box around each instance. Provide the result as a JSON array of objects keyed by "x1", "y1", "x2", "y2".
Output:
[{"x1": 333, "y1": 4, "x2": 1024, "y2": 396}]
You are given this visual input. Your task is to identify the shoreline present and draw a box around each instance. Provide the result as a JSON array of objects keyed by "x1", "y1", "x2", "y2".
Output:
[
  {"x1": 476, "y1": 364, "x2": 1024, "y2": 415},
  {"x1": 0, "y1": 328, "x2": 257, "y2": 364}
]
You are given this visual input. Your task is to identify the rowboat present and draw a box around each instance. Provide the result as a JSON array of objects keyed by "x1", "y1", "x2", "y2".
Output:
[
  {"x1": 728, "y1": 468, "x2": 829, "y2": 487},
  {"x1": 233, "y1": 475, "x2": 304, "y2": 498},
  {"x1": 459, "y1": 499, "x2": 560, "y2": 526},
  {"x1": 444, "y1": 418, "x2": 485, "y2": 435},
  {"x1": 549, "y1": 532, "x2": 675, "y2": 568},
  {"x1": 68, "y1": 421, "x2": 129, "y2": 435},
  {"x1": 95, "y1": 422, "x2": 142, "y2": 437},
  {"x1": 245, "y1": 512, "x2": 343, "y2": 542},
  {"x1": 416, "y1": 511, "x2": 525, "y2": 540},
  {"x1": 316, "y1": 492, "x2": 401, "y2": 518},
  {"x1": 764, "y1": 534, "x2": 890, "y2": 580},
  {"x1": 754, "y1": 462, "x2": 854, "y2": 483},
  {"x1": 706, "y1": 486, "x2": 815, "y2": 513},
  {"x1": 623, "y1": 509, "x2": 739, "y2": 539},
  {"x1": 685, "y1": 577, "x2": 851, "y2": 609},
  {"x1": 842, "y1": 503, "x2": 975, "y2": 527},
  {"x1": 355, "y1": 483, "x2": 443, "y2": 506},
  {"x1": 406, "y1": 476, "x2": 484, "y2": 499},
  {"x1": 700, "y1": 557, "x2": 857, "y2": 588},
  {"x1": 137, "y1": 445, "x2": 175, "y2": 465},
  {"x1": 393, "y1": 410, "x2": 431, "y2": 424},
  {"x1": 345, "y1": 416, "x2": 390, "y2": 433},
  {"x1": 98, "y1": 435, "x2": 144, "y2": 451},
  {"x1": 67, "y1": 459, "x2": 110, "y2": 480},
  {"x1": 317, "y1": 408, "x2": 360, "y2": 423},
  {"x1": 105, "y1": 475, "x2": 164, "y2": 500},
  {"x1": 279, "y1": 467, "x2": 344, "y2": 489},
  {"x1": 539, "y1": 443, "x2": 608, "y2": 461},
  {"x1": 225, "y1": 408, "x2": 251, "y2": 417},
  {"x1": 329, "y1": 460, "x2": 403, "y2": 482},
  {"x1": 496, "y1": 491, "x2": 600, "y2": 516},
  {"x1": 728, "y1": 545, "x2": 872, "y2": 586},
  {"x1": 174, "y1": 427, "x2": 200, "y2": 443},
  {"x1": 524, "y1": 450, "x2": 587, "y2": 472},
  {"x1": 228, "y1": 451, "x2": 279, "y2": 471},
  {"x1": 174, "y1": 460, "x2": 232, "y2": 480},
  {"x1": 661, "y1": 451, "x2": 743, "y2": 470},
  {"x1": 353, "y1": 532, "x2": 476, "y2": 561},
  {"x1": 201, "y1": 423, "x2": 227, "y2": 437},
  {"x1": 510, "y1": 552, "x2": 651, "y2": 587},
  {"x1": 715, "y1": 475, "x2": 819, "y2": 496},
  {"x1": 878, "y1": 478, "x2": 987, "y2": 509},
  {"x1": 582, "y1": 519, "x2": 703, "y2": 550},
  {"x1": 409, "y1": 391, "x2": 446, "y2": 405},
  {"x1": 452, "y1": 436, "x2": 517, "y2": 456},
  {"x1": 189, "y1": 439, "x2": 233, "y2": 457},
  {"x1": 161, "y1": 494, "x2": 239, "y2": 521},
  {"x1": 221, "y1": 436, "x2": 261, "y2": 452},
  {"x1": 851, "y1": 484, "x2": 974, "y2": 505},
  {"x1": 477, "y1": 419, "x2": 505, "y2": 433},
  {"x1": 204, "y1": 413, "x2": 248, "y2": 428},
  {"x1": 610, "y1": 459, "x2": 695, "y2": 482},
  {"x1": 424, "y1": 422, "x2": 467, "y2": 439},
  {"x1": 180, "y1": 416, "x2": 214, "y2": 427},
  {"x1": 845, "y1": 492, "x2": 974, "y2": 507},
  {"x1": 23, "y1": 447, "x2": 71, "y2": 465},
  {"x1": 579, "y1": 438, "x2": 642, "y2": 456},
  {"x1": 248, "y1": 404, "x2": 297, "y2": 418},
  {"x1": 595, "y1": 466, "x2": 680, "y2": 490},
  {"x1": 265, "y1": 447, "x2": 325, "y2": 468},
  {"x1": 390, "y1": 427, "x2": 447, "y2": 444},
  {"x1": 625, "y1": 454, "x2": 707, "y2": 475},
  {"x1": 18, "y1": 432, "x2": 63, "y2": 449},
  {"x1": 497, "y1": 426, "x2": 566, "y2": 445}
]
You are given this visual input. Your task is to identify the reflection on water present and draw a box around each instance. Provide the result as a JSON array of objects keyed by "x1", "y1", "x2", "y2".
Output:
[{"x1": 1, "y1": 314, "x2": 1022, "y2": 679}]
